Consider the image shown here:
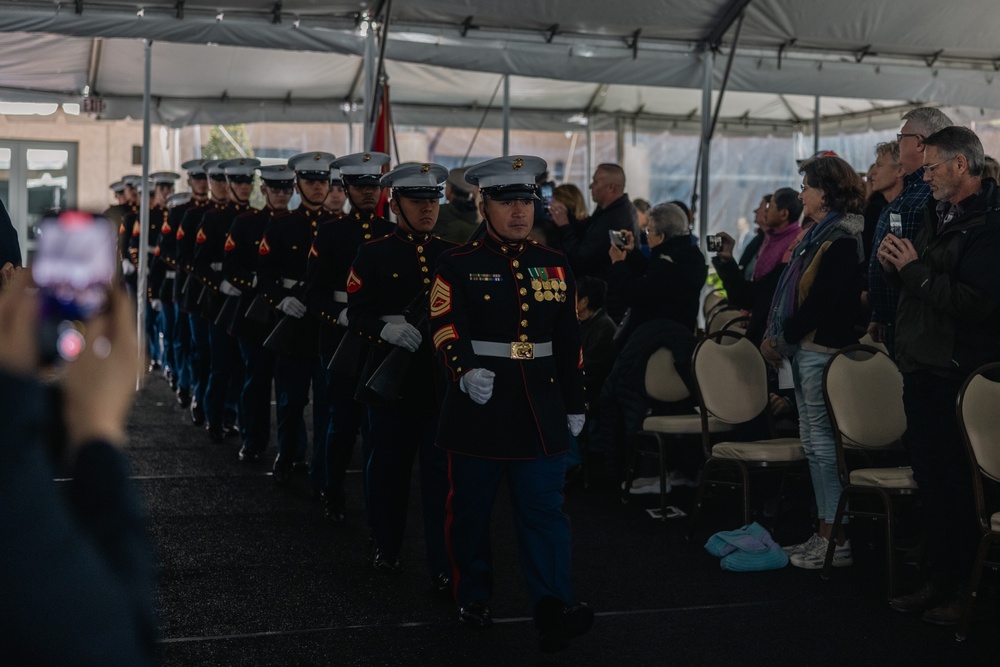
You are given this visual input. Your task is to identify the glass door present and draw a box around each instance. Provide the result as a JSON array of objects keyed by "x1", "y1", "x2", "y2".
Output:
[{"x1": 0, "y1": 140, "x2": 77, "y2": 264}]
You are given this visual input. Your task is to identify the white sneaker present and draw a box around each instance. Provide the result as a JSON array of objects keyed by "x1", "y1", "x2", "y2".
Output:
[
  {"x1": 781, "y1": 533, "x2": 824, "y2": 557},
  {"x1": 625, "y1": 476, "x2": 672, "y2": 495},
  {"x1": 791, "y1": 538, "x2": 853, "y2": 570},
  {"x1": 667, "y1": 470, "x2": 699, "y2": 488}
]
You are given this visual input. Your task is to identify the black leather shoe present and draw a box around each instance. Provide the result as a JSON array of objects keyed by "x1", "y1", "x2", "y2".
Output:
[
  {"x1": 149, "y1": 360, "x2": 162, "y2": 373},
  {"x1": 238, "y1": 447, "x2": 260, "y2": 463},
  {"x1": 890, "y1": 581, "x2": 940, "y2": 613},
  {"x1": 291, "y1": 461, "x2": 309, "y2": 473},
  {"x1": 223, "y1": 423, "x2": 239, "y2": 438},
  {"x1": 431, "y1": 572, "x2": 452, "y2": 595},
  {"x1": 176, "y1": 388, "x2": 191, "y2": 408},
  {"x1": 272, "y1": 464, "x2": 290, "y2": 486},
  {"x1": 373, "y1": 549, "x2": 402, "y2": 573},
  {"x1": 458, "y1": 601, "x2": 492, "y2": 628},
  {"x1": 206, "y1": 426, "x2": 224, "y2": 443},
  {"x1": 190, "y1": 401, "x2": 205, "y2": 426},
  {"x1": 536, "y1": 596, "x2": 594, "y2": 653},
  {"x1": 922, "y1": 588, "x2": 965, "y2": 626}
]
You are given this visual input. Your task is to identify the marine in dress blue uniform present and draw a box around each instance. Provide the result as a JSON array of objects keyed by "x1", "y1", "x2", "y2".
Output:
[
  {"x1": 151, "y1": 159, "x2": 210, "y2": 408},
  {"x1": 347, "y1": 163, "x2": 455, "y2": 585},
  {"x1": 193, "y1": 158, "x2": 259, "y2": 442},
  {"x1": 131, "y1": 172, "x2": 179, "y2": 374},
  {"x1": 176, "y1": 160, "x2": 225, "y2": 425},
  {"x1": 118, "y1": 175, "x2": 141, "y2": 294},
  {"x1": 304, "y1": 151, "x2": 394, "y2": 521},
  {"x1": 222, "y1": 164, "x2": 295, "y2": 463},
  {"x1": 257, "y1": 151, "x2": 336, "y2": 484},
  {"x1": 429, "y1": 156, "x2": 593, "y2": 652}
]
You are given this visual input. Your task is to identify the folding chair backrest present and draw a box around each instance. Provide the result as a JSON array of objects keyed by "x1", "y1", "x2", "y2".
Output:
[
  {"x1": 644, "y1": 347, "x2": 691, "y2": 403},
  {"x1": 693, "y1": 333, "x2": 767, "y2": 424},
  {"x1": 707, "y1": 308, "x2": 744, "y2": 335},
  {"x1": 824, "y1": 346, "x2": 906, "y2": 448},
  {"x1": 703, "y1": 290, "x2": 726, "y2": 319},
  {"x1": 858, "y1": 332, "x2": 889, "y2": 355},
  {"x1": 960, "y1": 367, "x2": 1000, "y2": 483}
]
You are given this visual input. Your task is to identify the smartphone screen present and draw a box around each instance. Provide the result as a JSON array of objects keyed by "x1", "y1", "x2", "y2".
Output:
[
  {"x1": 32, "y1": 211, "x2": 117, "y2": 363},
  {"x1": 540, "y1": 183, "x2": 553, "y2": 205}
]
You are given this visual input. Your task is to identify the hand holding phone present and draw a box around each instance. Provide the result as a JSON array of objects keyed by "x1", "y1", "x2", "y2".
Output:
[{"x1": 608, "y1": 229, "x2": 627, "y2": 249}]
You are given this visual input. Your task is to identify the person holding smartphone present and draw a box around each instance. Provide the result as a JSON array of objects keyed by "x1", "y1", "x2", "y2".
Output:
[
  {"x1": 0, "y1": 259, "x2": 157, "y2": 664},
  {"x1": 606, "y1": 202, "x2": 707, "y2": 346}
]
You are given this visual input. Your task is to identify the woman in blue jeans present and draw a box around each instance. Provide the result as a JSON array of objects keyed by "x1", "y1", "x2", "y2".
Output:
[{"x1": 760, "y1": 154, "x2": 867, "y2": 569}]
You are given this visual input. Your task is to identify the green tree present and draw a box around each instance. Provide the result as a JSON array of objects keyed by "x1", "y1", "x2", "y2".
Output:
[{"x1": 202, "y1": 124, "x2": 255, "y2": 160}]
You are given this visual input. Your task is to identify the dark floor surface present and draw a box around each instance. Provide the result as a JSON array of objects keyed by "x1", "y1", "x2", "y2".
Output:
[{"x1": 128, "y1": 374, "x2": 999, "y2": 666}]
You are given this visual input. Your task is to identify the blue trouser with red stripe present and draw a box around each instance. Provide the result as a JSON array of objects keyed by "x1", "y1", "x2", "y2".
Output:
[{"x1": 445, "y1": 450, "x2": 573, "y2": 608}]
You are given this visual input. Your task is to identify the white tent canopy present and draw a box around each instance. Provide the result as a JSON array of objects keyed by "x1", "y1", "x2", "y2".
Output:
[{"x1": 3, "y1": 0, "x2": 999, "y2": 132}]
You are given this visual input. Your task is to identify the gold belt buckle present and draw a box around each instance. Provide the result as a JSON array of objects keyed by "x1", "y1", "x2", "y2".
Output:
[{"x1": 510, "y1": 341, "x2": 534, "y2": 360}]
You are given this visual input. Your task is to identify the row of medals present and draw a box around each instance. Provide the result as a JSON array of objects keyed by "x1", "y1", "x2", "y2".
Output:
[{"x1": 531, "y1": 278, "x2": 568, "y2": 302}]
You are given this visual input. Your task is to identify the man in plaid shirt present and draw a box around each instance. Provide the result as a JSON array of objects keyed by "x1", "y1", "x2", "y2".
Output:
[{"x1": 868, "y1": 108, "x2": 953, "y2": 355}]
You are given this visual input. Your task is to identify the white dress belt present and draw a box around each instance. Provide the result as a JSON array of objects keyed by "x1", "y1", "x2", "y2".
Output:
[
  {"x1": 333, "y1": 290, "x2": 349, "y2": 304},
  {"x1": 380, "y1": 315, "x2": 407, "y2": 324},
  {"x1": 165, "y1": 271, "x2": 177, "y2": 279},
  {"x1": 471, "y1": 340, "x2": 553, "y2": 358},
  {"x1": 210, "y1": 262, "x2": 223, "y2": 271},
  {"x1": 282, "y1": 278, "x2": 303, "y2": 289}
]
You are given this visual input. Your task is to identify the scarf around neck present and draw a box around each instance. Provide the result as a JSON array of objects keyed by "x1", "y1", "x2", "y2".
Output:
[{"x1": 752, "y1": 222, "x2": 801, "y2": 280}]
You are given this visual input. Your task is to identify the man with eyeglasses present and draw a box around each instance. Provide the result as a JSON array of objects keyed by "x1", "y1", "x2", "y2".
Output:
[
  {"x1": 878, "y1": 125, "x2": 1000, "y2": 626},
  {"x1": 867, "y1": 107, "x2": 952, "y2": 355}
]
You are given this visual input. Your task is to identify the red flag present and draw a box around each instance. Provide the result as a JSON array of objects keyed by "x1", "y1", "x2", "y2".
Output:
[{"x1": 370, "y1": 83, "x2": 392, "y2": 218}]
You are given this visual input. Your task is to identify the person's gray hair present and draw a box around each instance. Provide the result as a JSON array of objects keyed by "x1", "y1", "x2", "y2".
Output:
[
  {"x1": 901, "y1": 107, "x2": 953, "y2": 137},
  {"x1": 875, "y1": 141, "x2": 900, "y2": 164},
  {"x1": 922, "y1": 126, "x2": 985, "y2": 177},
  {"x1": 647, "y1": 202, "x2": 689, "y2": 240}
]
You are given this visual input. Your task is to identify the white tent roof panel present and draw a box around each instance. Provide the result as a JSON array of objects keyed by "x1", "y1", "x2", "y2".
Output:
[{"x1": 2, "y1": 1, "x2": 999, "y2": 131}]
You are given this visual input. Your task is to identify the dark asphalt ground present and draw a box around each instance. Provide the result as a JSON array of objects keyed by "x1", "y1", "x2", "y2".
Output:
[{"x1": 125, "y1": 372, "x2": 999, "y2": 666}]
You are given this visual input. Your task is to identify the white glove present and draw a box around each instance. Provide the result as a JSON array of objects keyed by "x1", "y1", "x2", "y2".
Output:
[
  {"x1": 220, "y1": 279, "x2": 242, "y2": 297},
  {"x1": 150, "y1": 299, "x2": 163, "y2": 312},
  {"x1": 567, "y1": 414, "x2": 586, "y2": 437},
  {"x1": 121, "y1": 258, "x2": 136, "y2": 276},
  {"x1": 336, "y1": 308, "x2": 350, "y2": 327},
  {"x1": 278, "y1": 296, "x2": 306, "y2": 318},
  {"x1": 459, "y1": 368, "x2": 496, "y2": 405},
  {"x1": 380, "y1": 322, "x2": 422, "y2": 352}
]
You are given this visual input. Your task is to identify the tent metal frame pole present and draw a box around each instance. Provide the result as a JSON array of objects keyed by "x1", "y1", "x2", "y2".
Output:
[
  {"x1": 813, "y1": 95, "x2": 821, "y2": 154},
  {"x1": 502, "y1": 74, "x2": 510, "y2": 157},
  {"x1": 699, "y1": 46, "x2": 713, "y2": 248},
  {"x1": 137, "y1": 38, "x2": 152, "y2": 387},
  {"x1": 363, "y1": 20, "x2": 376, "y2": 150},
  {"x1": 585, "y1": 113, "x2": 593, "y2": 211}
]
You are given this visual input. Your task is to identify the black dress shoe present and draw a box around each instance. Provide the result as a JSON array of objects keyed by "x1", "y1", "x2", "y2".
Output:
[
  {"x1": 176, "y1": 388, "x2": 191, "y2": 408},
  {"x1": 291, "y1": 461, "x2": 309, "y2": 473},
  {"x1": 148, "y1": 360, "x2": 162, "y2": 372},
  {"x1": 536, "y1": 597, "x2": 594, "y2": 653},
  {"x1": 222, "y1": 423, "x2": 239, "y2": 438},
  {"x1": 373, "y1": 549, "x2": 402, "y2": 573},
  {"x1": 190, "y1": 401, "x2": 205, "y2": 426},
  {"x1": 922, "y1": 587, "x2": 965, "y2": 626},
  {"x1": 890, "y1": 581, "x2": 940, "y2": 613},
  {"x1": 458, "y1": 601, "x2": 492, "y2": 628},
  {"x1": 206, "y1": 426, "x2": 224, "y2": 443},
  {"x1": 238, "y1": 447, "x2": 260, "y2": 463},
  {"x1": 272, "y1": 465, "x2": 290, "y2": 485},
  {"x1": 431, "y1": 572, "x2": 453, "y2": 595}
]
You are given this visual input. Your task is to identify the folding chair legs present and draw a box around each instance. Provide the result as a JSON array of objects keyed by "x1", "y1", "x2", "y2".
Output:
[
  {"x1": 956, "y1": 535, "x2": 995, "y2": 641},
  {"x1": 621, "y1": 434, "x2": 642, "y2": 504}
]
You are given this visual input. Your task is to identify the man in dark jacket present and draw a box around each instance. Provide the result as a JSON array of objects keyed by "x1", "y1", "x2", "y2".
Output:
[
  {"x1": 878, "y1": 126, "x2": 1000, "y2": 625},
  {"x1": 549, "y1": 164, "x2": 640, "y2": 321},
  {"x1": 607, "y1": 202, "x2": 707, "y2": 346}
]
